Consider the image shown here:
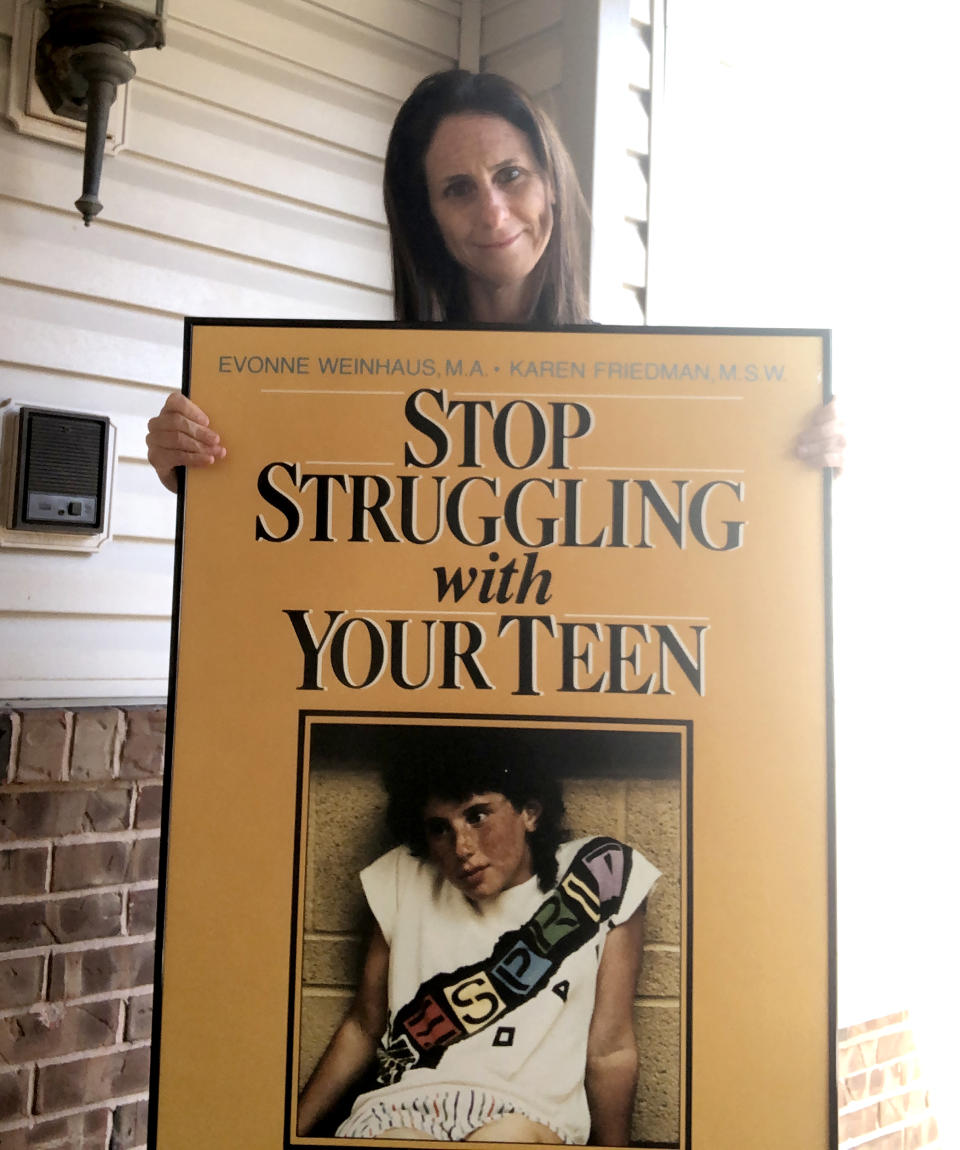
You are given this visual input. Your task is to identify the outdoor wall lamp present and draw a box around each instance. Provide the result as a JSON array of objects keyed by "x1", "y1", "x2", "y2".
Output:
[{"x1": 34, "y1": 0, "x2": 164, "y2": 225}]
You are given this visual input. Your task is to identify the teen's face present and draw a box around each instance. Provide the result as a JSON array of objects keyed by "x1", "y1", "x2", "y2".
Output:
[
  {"x1": 422, "y1": 791, "x2": 541, "y2": 902},
  {"x1": 424, "y1": 113, "x2": 554, "y2": 295}
]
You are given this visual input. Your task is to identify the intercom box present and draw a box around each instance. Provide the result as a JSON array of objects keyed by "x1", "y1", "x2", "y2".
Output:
[{"x1": 0, "y1": 400, "x2": 116, "y2": 553}]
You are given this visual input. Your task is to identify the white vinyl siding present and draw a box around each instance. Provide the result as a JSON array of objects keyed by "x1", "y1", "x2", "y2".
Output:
[
  {"x1": 480, "y1": 0, "x2": 563, "y2": 121},
  {"x1": 0, "y1": 0, "x2": 460, "y2": 699},
  {"x1": 0, "y1": 0, "x2": 657, "y2": 699},
  {"x1": 622, "y1": 0, "x2": 655, "y2": 319},
  {"x1": 478, "y1": 0, "x2": 654, "y2": 321}
]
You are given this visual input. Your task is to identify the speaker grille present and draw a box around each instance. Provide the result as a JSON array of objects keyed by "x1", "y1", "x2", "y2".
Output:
[
  {"x1": 25, "y1": 413, "x2": 105, "y2": 496},
  {"x1": 12, "y1": 408, "x2": 110, "y2": 533}
]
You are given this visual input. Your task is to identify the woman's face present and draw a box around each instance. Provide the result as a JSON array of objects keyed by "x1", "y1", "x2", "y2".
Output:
[
  {"x1": 424, "y1": 112, "x2": 554, "y2": 298},
  {"x1": 422, "y1": 791, "x2": 541, "y2": 902}
]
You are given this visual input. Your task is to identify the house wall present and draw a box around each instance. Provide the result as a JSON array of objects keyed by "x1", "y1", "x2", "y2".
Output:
[
  {"x1": 838, "y1": 1012, "x2": 940, "y2": 1150},
  {"x1": 0, "y1": 0, "x2": 459, "y2": 700},
  {"x1": 0, "y1": 0, "x2": 655, "y2": 701},
  {"x1": 0, "y1": 706, "x2": 166, "y2": 1147},
  {"x1": 479, "y1": 0, "x2": 654, "y2": 323},
  {"x1": 480, "y1": 0, "x2": 564, "y2": 121}
]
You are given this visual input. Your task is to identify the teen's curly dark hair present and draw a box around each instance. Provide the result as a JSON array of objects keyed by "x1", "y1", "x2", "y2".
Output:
[{"x1": 381, "y1": 734, "x2": 567, "y2": 891}]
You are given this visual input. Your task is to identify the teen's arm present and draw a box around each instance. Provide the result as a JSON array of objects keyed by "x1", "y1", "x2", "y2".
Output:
[
  {"x1": 146, "y1": 392, "x2": 226, "y2": 492},
  {"x1": 296, "y1": 923, "x2": 390, "y2": 1136},
  {"x1": 585, "y1": 905, "x2": 647, "y2": 1146}
]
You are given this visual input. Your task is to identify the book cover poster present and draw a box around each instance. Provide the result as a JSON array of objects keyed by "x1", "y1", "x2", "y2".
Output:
[{"x1": 151, "y1": 323, "x2": 833, "y2": 1150}]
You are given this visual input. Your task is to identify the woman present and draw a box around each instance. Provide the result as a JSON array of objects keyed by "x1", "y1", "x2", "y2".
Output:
[
  {"x1": 145, "y1": 69, "x2": 843, "y2": 487},
  {"x1": 298, "y1": 749, "x2": 659, "y2": 1144},
  {"x1": 146, "y1": 66, "x2": 838, "y2": 1143}
]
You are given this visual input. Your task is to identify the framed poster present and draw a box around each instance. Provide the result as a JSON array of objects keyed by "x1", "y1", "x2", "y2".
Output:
[{"x1": 150, "y1": 322, "x2": 834, "y2": 1150}]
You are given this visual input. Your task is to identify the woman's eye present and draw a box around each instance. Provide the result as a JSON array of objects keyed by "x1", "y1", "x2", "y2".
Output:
[
  {"x1": 443, "y1": 179, "x2": 473, "y2": 199},
  {"x1": 424, "y1": 819, "x2": 449, "y2": 838},
  {"x1": 496, "y1": 166, "x2": 523, "y2": 185},
  {"x1": 466, "y1": 808, "x2": 489, "y2": 826}
]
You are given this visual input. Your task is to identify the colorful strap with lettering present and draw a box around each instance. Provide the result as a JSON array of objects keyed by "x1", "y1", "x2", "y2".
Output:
[{"x1": 376, "y1": 836, "x2": 633, "y2": 1085}]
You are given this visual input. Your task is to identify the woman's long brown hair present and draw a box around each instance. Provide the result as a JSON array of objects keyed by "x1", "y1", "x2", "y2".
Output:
[{"x1": 383, "y1": 69, "x2": 590, "y2": 325}]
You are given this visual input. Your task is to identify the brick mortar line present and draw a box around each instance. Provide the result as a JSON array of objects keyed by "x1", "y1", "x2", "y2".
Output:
[
  {"x1": 0, "y1": 878, "x2": 158, "y2": 906},
  {"x1": 839, "y1": 1109, "x2": 939, "y2": 1150},
  {"x1": 116, "y1": 710, "x2": 130, "y2": 780},
  {"x1": 0, "y1": 1089, "x2": 151, "y2": 1133},
  {"x1": 0, "y1": 780, "x2": 163, "y2": 794},
  {"x1": 30, "y1": 1036, "x2": 151, "y2": 1071},
  {"x1": 61, "y1": 712, "x2": 75, "y2": 782},
  {"x1": 0, "y1": 984, "x2": 153, "y2": 1021},
  {"x1": 126, "y1": 775, "x2": 138, "y2": 829},
  {"x1": 839, "y1": 1079, "x2": 932, "y2": 1117},
  {"x1": 116, "y1": 995, "x2": 127, "y2": 1047},
  {"x1": 839, "y1": 1049, "x2": 922, "y2": 1082},
  {"x1": 0, "y1": 930, "x2": 155, "y2": 962},
  {"x1": 0, "y1": 703, "x2": 140, "y2": 713},
  {"x1": 838, "y1": 1013, "x2": 909, "y2": 1039},
  {"x1": 838, "y1": 1021, "x2": 915, "y2": 1049},
  {"x1": 0, "y1": 829, "x2": 163, "y2": 851},
  {"x1": 27, "y1": 1062, "x2": 36, "y2": 1126}
]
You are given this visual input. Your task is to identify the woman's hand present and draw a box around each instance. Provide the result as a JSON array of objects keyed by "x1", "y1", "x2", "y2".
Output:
[
  {"x1": 146, "y1": 392, "x2": 226, "y2": 493},
  {"x1": 795, "y1": 397, "x2": 845, "y2": 475}
]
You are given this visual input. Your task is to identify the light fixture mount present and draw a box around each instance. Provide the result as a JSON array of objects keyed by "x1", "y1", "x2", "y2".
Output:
[{"x1": 34, "y1": 1, "x2": 164, "y2": 225}]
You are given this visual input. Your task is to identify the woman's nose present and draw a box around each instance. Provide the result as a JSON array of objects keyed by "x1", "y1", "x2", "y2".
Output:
[{"x1": 477, "y1": 184, "x2": 509, "y2": 228}]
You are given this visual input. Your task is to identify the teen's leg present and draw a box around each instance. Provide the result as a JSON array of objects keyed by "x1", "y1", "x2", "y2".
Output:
[{"x1": 465, "y1": 1115, "x2": 564, "y2": 1143}]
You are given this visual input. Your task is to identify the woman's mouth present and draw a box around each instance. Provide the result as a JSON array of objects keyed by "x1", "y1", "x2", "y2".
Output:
[
  {"x1": 459, "y1": 865, "x2": 488, "y2": 886},
  {"x1": 477, "y1": 234, "x2": 520, "y2": 250}
]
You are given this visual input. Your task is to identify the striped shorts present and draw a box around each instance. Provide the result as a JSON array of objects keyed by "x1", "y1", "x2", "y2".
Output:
[{"x1": 335, "y1": 1086, "x2": 569, "y2": 1142}]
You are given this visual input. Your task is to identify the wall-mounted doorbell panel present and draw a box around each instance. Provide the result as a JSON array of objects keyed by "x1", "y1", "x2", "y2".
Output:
[{"x1": 0, "y1": 401, "x2": 116, "y2": 553}]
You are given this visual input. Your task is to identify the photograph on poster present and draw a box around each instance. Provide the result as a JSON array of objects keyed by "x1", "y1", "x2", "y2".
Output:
[{"x1": 291, "y1": 717, "x2": 686, "y2": 1148}]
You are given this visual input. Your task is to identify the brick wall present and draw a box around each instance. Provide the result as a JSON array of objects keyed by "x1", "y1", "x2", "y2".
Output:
[
  {"x1": 839, "y1": 1011, "x2": 941, "y2": 1150},
  {"x1": 0, "y1": 706, "x2": 165, "y2": 1150},
  {"x1": 299, "y1": 767, "x2": 683, "y2": 1147}
]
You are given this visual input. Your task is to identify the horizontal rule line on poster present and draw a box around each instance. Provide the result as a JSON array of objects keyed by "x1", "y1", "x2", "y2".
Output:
[
  {"x1": 260, "y1": 388, "x2": 406, "y2": 395},
  {"x1": 256, "y1": 388, "x2": 745, "y2": 401},
  {"x1": 347, "y1": 610, "x2": 710, "y2": 622},
  {"x1": 479, "y1": 393, "x2": 744, "y2": 402},
  {"x1": 352, "y1": 609, "x2": 500, "y2": 616},
  {"x1": 301, "y1": 463, "x2": 745, "y2": 473},
  {"x1": 567, "y1": 614, "x2": 711, "y2": 622},
  {"x1": 577, "y1": 466, "x2": 745, "y2": 474}
]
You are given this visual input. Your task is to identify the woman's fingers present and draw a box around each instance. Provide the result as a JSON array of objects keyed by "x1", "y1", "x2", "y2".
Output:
[
  {"x1": 795, "y1": 398, "x2": 845, "y2": 475},
  {"x1": 146, "y1": 393, "x2": 226, "y2": 492}
]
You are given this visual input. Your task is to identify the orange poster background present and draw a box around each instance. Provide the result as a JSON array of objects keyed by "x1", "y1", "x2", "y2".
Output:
[{"x1": 151, "y1": 323, "x2": 832, "y2": 1149}]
